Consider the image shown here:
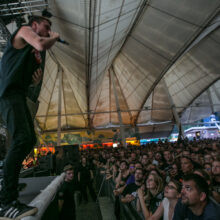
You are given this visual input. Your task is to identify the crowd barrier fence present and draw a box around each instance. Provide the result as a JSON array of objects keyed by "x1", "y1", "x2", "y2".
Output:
[{"x1": 95, "y1": 168, "x2": 144, "y2": 220}]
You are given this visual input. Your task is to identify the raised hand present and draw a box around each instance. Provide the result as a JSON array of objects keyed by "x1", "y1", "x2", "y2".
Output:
[
  {"x1": 48, "y1": 31, "x2": 60, "y2": 40},
  {"x1": 137, "y1": 187, "x2": 144, "y2": 198}
]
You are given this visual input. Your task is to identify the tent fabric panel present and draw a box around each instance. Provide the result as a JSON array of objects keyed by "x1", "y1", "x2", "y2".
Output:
[
  {"x1": 151, "y1": 82, "x2": 173, "y2": 122},
  {"x1": 150, "y1": 0, "x2": 220, "y2": 26},
  {"x1": 47, "y1": 77, "x2": 59, "y2": 116},
  {"x1": 137, "y1": 93, "x2": 153, "y2": 124},
  {"x1": 62, "y1": 72, "x2": 84, "y2": 115},
  {"x1": 94, "y1": 0, "x2": 142, "y2": 27},
  {"x1": 210, "y1": 81, "x2": 220, "y2": 113},
  {"x1": 92, "y1": 113, "x2": 111, "y2": 128},
  {"x1": 48, "y1": 0, "x2": 88, "y2": 28},
  {"x1": 65, "y1": 115, "x2": 86, "y2": 129},
  {"x1": 92, "y1": 71, "x2": 110, "y2": 127},
  {"x1": 181, "y1": 80, "x2": 220, "y2": 124},
  {"x1": 51, "y1": 18, "x2": 86, "y2": 63},
  {"x1": 29, "y1": 0, "x2": 220, "y2": 136},
  {"x1": 51, "y1": 47, "x2": 86, "y2": 83},
  {"x1": 110, "y1": 112, "x2": 119, "y2": 125},
  {"x1": 132, "y1": 6, "x2": 200, "y2": 60},
  {"x1": 165, "y1": 29, "x2": 220, "y2": 114},
  {"x1": 44, "y1": 116, "x2": 58, "y2": 131}
]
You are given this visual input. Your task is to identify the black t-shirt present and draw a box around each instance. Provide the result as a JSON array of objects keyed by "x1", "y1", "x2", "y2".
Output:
[
  {"x1": 58, "y1": 180, "x2": 76, "y2": 206},
  {"x1": 122, "y1": 183, "x2": 140, "y2": 197},
  {"x1": 212, "y1": 179, "x2": 220, "y2": 194},
  {"x1": 173, "y1": 198, "x2": 220, "y2": 220},
  {"x1": 148, "y1": 192, "x2": 163, "y2": 214},
  {"x1": 88, "y1": 158, "x2": 95, "y2": 170},
  {"x1": 58, "y1": 180, "x2": 77, "y2": 219},
  {"x1": 99, "y1": 156, "x2": 107, "y2": 165},
  {"x1": 78, "y1": 164, "x2": 91, "y2": 182},
  {"x1": 162, "y1": 162, "x2": 172, "y2": 171}
]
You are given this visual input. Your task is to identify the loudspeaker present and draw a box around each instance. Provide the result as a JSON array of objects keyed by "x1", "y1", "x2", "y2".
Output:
[
  {"x1": 63, "y1": 145, "x2": 80, "y2": 167},
  {"x1": 55, "y1": 145, "x2": 79, "y2": 174}
]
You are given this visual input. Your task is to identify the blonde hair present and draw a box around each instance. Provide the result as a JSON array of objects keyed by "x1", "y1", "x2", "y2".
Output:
[
  {"x1": 63, "y1": 164, "x2": 73, "y2": 172},
  {"x1": 145, "y1": 173, "x2": 164, "y2": 202}
]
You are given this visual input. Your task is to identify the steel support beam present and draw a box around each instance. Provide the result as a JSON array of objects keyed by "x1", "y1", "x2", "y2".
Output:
[
  {"x1": 180, "y1": 78, "x2": 220, "y2": 115},
  {"x1": 110, "y1": 67, "x2": 126, "y2": 147},
  {"x1": 35, "y1": 103, "x2": 220, "y2": 118},
  {"x1": 0, "y1": 18, "x2": 11, "y2": 53},
  {"x1": 163, "y1": 80, "x2": 184, "y2": 138},
  {"x1": 207, "y1": 89, "x2": 214, "y2": 114},
  {"x1": 187, "y1": 106, "x2": 192, "y2": 123},
  {"x1": 183, "y1": 15, "x2": 220, "y2": 55},
  {"x1": 213, "y1": 84, "x2": 220, "y2": 102},
  {"x1": 57, "y1": 66, "x2": 63, "y2": 146},
  {"x1": 85, "y1": 0, "x2": 97, "y2": 129}
]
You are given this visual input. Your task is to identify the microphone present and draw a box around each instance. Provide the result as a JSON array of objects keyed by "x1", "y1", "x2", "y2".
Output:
[{"x1": 57, "y1": 38, "x2": 69, "y2": 45}]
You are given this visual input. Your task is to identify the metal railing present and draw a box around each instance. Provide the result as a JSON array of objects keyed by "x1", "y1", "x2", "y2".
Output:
[
  {"x1": 22, "y1": 173, "x2": 65, "y2": 220},
  {"x1": 95, "y1": 169, "x2": 143, "y2": 220}
]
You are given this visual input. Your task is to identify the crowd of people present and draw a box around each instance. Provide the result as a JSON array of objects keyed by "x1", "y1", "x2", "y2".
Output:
[
  {"x1": 2, "y1": 134, "x2": 219, "y2": 219},
  {"x1": 78, "y1": 138, "x2": 220, "y2": 219}
]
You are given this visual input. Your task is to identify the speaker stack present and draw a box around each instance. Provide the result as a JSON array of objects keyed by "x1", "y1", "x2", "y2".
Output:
[{"x1": 55, "y1": 145, "x2": 80, "y2": 174}]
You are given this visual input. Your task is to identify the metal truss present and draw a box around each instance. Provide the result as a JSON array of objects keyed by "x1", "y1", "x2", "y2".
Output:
[
  {"x1": 0, "y1": 0, "x2": 48, "y2": 53},
  {"x1": 0, "y1": 18, "x2": 11, "y2": 53},
  {"x1": 0, "y1": 1, "x2": 48, "y2": 25}
]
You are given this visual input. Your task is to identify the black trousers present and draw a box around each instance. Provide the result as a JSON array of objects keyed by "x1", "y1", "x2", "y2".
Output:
[
  {"x1": 60, "y1": 206, "x2": 75, "y2": 220},
  {"x1": 80, "y1": 181, "x2": 96, "y2": 202},
  {"x1": 0, "y1": 94, "x2": 36, "y2": 204}
]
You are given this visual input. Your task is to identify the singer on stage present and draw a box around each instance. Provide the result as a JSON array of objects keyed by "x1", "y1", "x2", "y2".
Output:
[{"x1": 0, "y1": 16, "x2": 59, "y2": 219}]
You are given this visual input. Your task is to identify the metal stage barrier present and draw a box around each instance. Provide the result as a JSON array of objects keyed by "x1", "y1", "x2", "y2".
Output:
[
  {"x1": 95, "y1": 169, "x2": 144, "y2": 220},
  {"x1": 20, "y1": 173, "x2": 65, "y2": 220},
  {"x1": 15, "y1": 167, "x2": 144, "y2": 220}
]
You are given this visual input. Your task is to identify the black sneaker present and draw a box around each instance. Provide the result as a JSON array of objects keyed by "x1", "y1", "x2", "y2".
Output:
[{"x1": 0, "y1": 200, "x2": 37, "y2": 219}]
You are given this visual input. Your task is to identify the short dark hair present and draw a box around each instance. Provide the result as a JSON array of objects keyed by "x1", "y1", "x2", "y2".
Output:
[
  {"x1": 120, "y1": 160, "x2": 128, "y2": 167},
  {"x1": 181, "y1": 156, "x2": 194, "y2": 165},
  {"x1": 135, "y1": 161, "x2": 143, "y2": 168},
  {"x1": 170, "y1": 179, "x2": 182, "y2": 193},
  {"x1": 193, "y1": 169, "x2": 211, "y2": 183},
  {"x1": 183, "y1": 174, "x2": 209, "y2": 198},
  {"x1": 135, "y1": 168, "x2": 143, "y2": 174},
  {"x1": 28, "y1": 15, "x2": 52, "y2": 26}
]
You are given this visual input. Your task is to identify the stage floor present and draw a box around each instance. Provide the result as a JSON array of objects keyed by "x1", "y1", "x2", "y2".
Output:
[{"x1": 19, "y1": 176, "x2": 56, "y2": 204}]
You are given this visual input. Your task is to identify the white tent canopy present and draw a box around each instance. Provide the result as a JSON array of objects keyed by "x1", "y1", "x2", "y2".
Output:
[{"x1": 3, "y1": 0, "x2": 220, "y2": 137}]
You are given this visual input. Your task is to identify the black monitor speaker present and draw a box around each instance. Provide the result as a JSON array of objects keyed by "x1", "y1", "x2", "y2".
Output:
[
  {"x1": 63, "y1": 144, "x2": 80, "y2": 166},
  {"x1": 55, "y1": 145, "x2": 79, "y2": 174}
]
